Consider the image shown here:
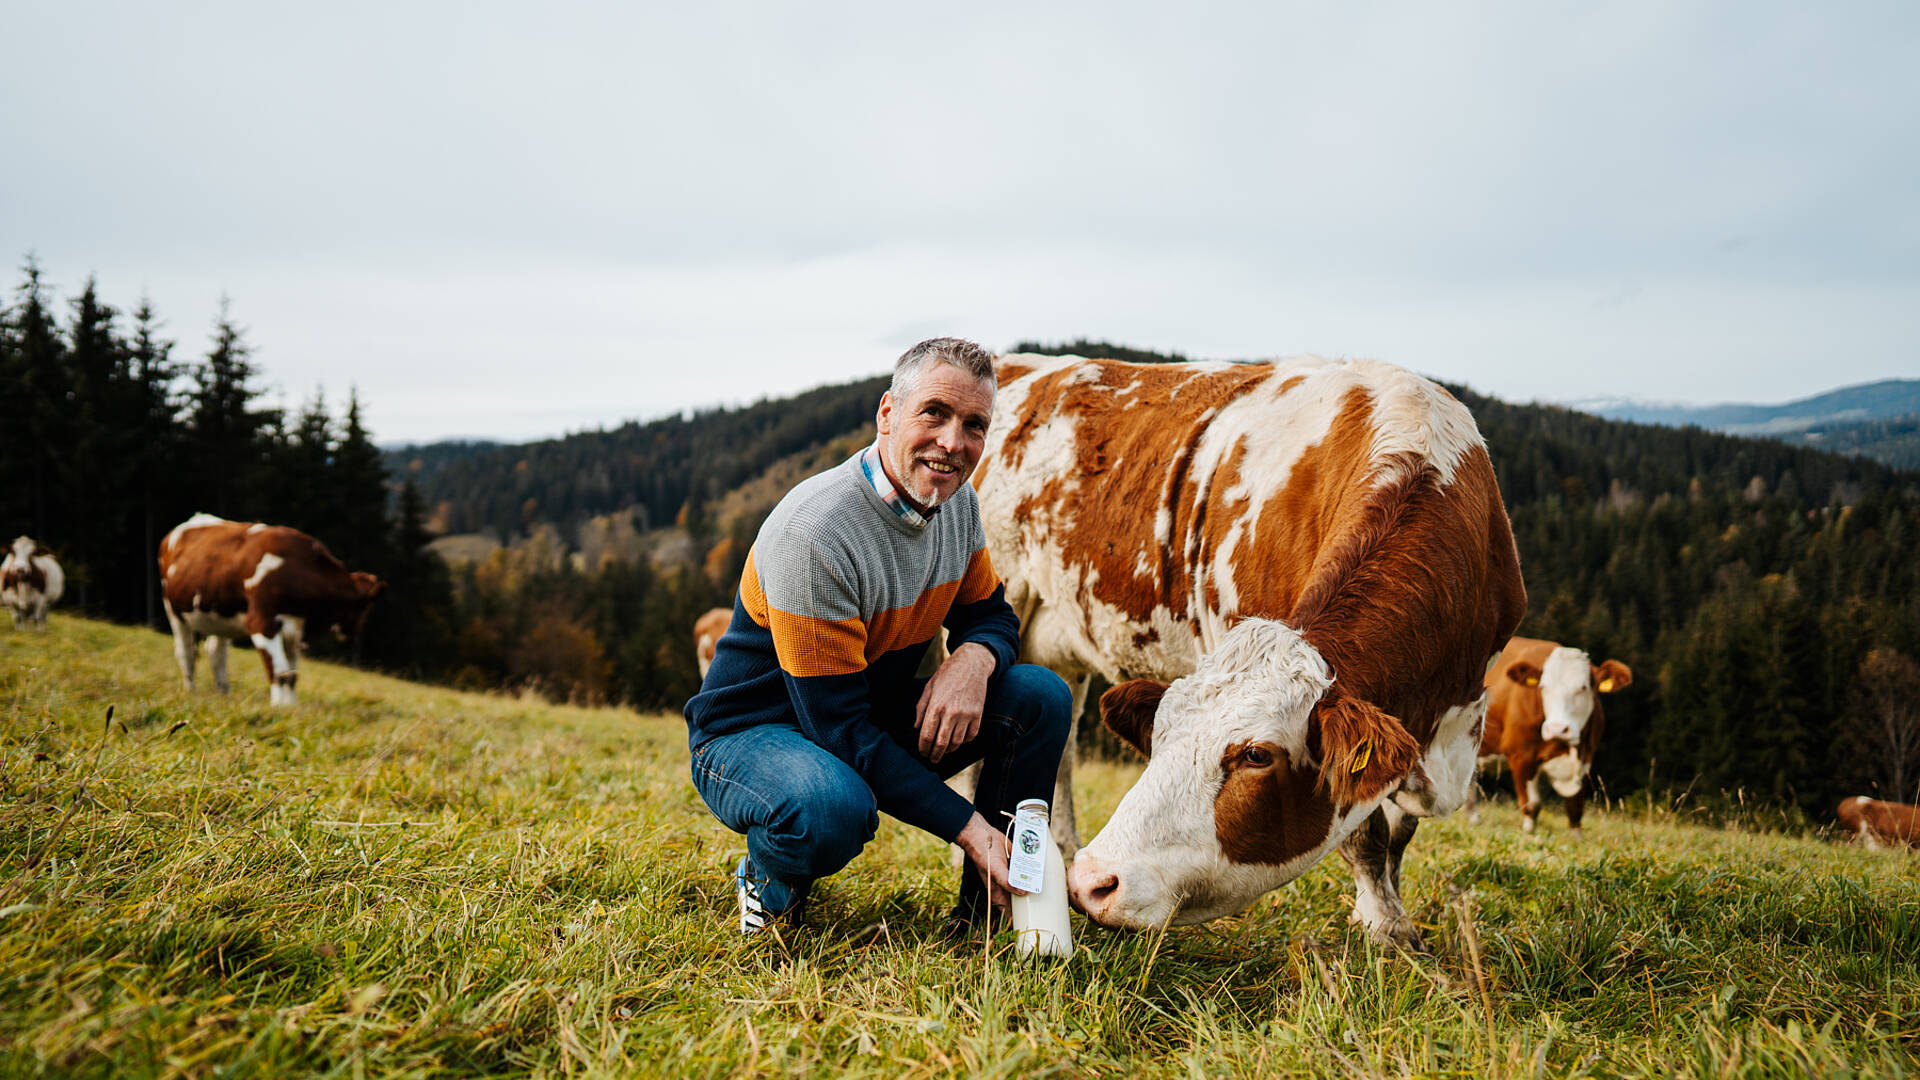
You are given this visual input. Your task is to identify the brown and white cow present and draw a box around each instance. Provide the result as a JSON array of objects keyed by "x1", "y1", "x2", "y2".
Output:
[
  {"x1": 972, "y1": 353, "x2": 1525, "y2": 946},
  {"x1": 1478, "y1": 637, "x2": 1631, "y2": 836},
  {"x1": 1836, "y1": 796, "x2": 1920, "y2": 851},
  {"x1": 2, "y1": 536, "x2": 65, "y2": 630},
  {"x1": 694, "y1": 606, "x2": 731, "y2": 680},
  {"x1": 158, "y1": 513, "x2": 386, "y2": 705}
]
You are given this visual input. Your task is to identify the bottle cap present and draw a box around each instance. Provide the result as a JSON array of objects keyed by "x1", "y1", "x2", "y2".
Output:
[{"x1": 1016, "y1": 798, "x2": 1049, "y2": 814}]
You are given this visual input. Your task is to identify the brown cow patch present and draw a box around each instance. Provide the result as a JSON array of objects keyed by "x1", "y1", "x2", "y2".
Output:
[{"x1": 1214, "y1": 742, "x2": 1335, "y2": 865}]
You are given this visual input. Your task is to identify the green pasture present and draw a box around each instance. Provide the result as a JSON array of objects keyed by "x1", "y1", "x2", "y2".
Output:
[{"x1": 1, "y1": 618, "x2": 1916, "y2": 1078}]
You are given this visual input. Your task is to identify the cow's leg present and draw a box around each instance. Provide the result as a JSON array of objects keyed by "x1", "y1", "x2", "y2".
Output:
[
  {"x1": 1517, "y1": 765, "x2": 1543, "y2": 834},
  {"x1": 163, "y1": 599, "x2": 198, "y2": 690},
  {"x1": 1384, "y1": 801, "x2": 1419, "y2": 898},
  {"x1": 1048, "y1": 673, "x2": 1091, "y2": 860},
  {"x1": 251, "y1": 615, "x2": 301, "y2": 706},
  {"x1": 203, "y1": 635, "x2": 230, "y2": 694},
  {"x1": 1339, "y1": 804, "x2": 1424, "y2": 950},
  {"x1": 1564, "y1": 779, "x2": 1588, "y2": 837}
]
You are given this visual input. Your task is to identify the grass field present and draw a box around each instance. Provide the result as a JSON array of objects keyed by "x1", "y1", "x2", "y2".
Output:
[{"x1": 2, "y1": 617, "x2": 1917, "y2": 1078}]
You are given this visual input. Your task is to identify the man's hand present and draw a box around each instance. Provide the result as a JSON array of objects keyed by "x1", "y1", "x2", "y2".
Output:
[
  {"x1": 954, "y1": 812, "x2": 1027, "y2": 910},
  {"x1": 916, "y1": 642, "x2": 995, "y2": 764}
]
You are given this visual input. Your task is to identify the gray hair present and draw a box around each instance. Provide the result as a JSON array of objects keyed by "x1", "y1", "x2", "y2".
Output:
[{"x1": 890, "y1": 337, "x2": 997, "y2": 404}]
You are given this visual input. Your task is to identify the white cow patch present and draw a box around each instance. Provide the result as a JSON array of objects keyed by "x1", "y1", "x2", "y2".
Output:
[
  {"x1": 247, "y1": 522, "x2": 268, "y2": 533},
  {"x1": 1396, "y1": 695, "x2": 1486, "y2": 817},
  {"x1": 164, "y1": 512, "x2": 226, "y2": 553},
  {"x1": 1536, "y1": 646, "x2": 1598, "y2": 745},
  {"x1": 244, "y1": 553, "x2": 285, "y2": 590},
  {"x1": 1540, "y1": 753, "x2": 1587, "y2": 798}
]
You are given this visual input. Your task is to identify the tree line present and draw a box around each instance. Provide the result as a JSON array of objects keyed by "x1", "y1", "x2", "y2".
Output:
[
  {"x1": 11, "y1": 259, "x2": 1919, "y2": 820},
  {"x1": 0, "y1": 257, "x2": 455, "y2": 676}
]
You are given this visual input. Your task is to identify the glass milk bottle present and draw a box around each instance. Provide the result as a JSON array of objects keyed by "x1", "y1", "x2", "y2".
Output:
[{"x1": 1007, "y1": 798, "x2": 1073, "y2": 958}]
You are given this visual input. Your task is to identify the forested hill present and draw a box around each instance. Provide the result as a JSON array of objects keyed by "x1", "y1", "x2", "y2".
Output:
[
  {"x1": 391, "y1": 351, "x2": 1910, "y2": 546},
  {"x1": 386, "y1": 375, "x2": 888, "y2": 538}
]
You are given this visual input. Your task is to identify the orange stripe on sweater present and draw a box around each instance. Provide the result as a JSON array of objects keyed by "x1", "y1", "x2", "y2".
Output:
[{"x1": 955, "y1": 546, "x2": 1002, "y2": 605}]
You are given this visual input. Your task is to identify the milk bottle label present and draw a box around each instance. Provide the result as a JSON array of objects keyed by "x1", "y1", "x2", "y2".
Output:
[{"x1": 1007, "y1": 809, "x2": 1047, "y2": 893}]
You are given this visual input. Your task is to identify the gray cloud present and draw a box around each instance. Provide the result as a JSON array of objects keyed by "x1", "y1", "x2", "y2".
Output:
[{"x1": 3, "y1": 1, "x2": 1915, "y2": 442}]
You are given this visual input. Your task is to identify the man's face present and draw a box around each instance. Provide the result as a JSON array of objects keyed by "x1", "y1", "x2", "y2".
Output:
[{"x1": 876, "y1": 363, "x2": 994, "y2": 511}]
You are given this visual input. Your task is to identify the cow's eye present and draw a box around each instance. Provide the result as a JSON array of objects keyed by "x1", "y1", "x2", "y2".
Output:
[{"x1": 1241, "y1": 746, "x2": 1274, "y2": 768}]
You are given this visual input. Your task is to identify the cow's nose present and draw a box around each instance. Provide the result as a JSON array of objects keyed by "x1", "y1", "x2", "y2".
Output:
[
  {"x1": 1067, "y1": 856, "x2": 1121, "y2": 920},
  {"x1": 1542, "y1": 723, "x2": 1573, "y2": 742}
]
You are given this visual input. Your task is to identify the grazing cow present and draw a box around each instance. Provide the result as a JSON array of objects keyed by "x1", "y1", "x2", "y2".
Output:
[
  {"x1": 1836, "y1": 796, "x2": 1920, "y2": 851},
  {"x1": 2, "y1": 536, "x2": 65, "y2": 629},
  {"x1": 158, "y1": 513, "x2": 386, "y2": 705},
  {"x1": 1478, "y1": 637, "x2": 1631, "y2": 836},
  {"x1": 973, "y1": 353, "x2": 1525, "y2": 946},
  {"x1": 693, "y1": 606, "x2": 731, "y2": 680}
]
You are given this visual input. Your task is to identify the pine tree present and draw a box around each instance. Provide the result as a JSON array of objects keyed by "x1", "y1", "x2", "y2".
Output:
[
  {"x1": 64, "y1": 276, "x2": 134, "y2": 612},
  {"x1": 331, "y1": 388, "x2": 389, "y2": 566},
  {"x1": 184, "y1": 297, "x2": 278, "y2": 520},
  {"x1": 6, "y1": 256, "x2": 73, "y2": 541},
  {"x1": 273, "y1": 388, "x2": 342, "y2": 534},
  {"x1": 127, "y1": 298, "x2": 180, "y2": 627}
]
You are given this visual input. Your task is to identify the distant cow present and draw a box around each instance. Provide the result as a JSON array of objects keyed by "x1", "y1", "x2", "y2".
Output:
[
  {"x1": 1478, "y1": 637, "x2": 1631, "y2": 836},
  {"x1": 693, "y1": 606, "x2": 731, "y2": 680},
  {"x1": 973, "y1": 353, "x2": 1526, "y2": 946},
  {"x1": 1836, "y1": 796, "x2": 1920, "y2": 851},
  {"x1": 1, "y1": 536, "x2": 64, "y2": 630},
  {"x1": 158, "y1": 513, "x2": 386, "y2": 705}
]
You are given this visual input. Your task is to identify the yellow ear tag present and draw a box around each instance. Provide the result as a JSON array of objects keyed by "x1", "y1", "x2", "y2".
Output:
[
  {"x1": 1525, "y1": 676, "x2": 1539, "y2": 687},
  {"x1": 1350, "y1": 741, "x2": 1372, "y2": 774},
  {"x1": 1599, "y1": 678, "x2": 1615, "y2": 693}
]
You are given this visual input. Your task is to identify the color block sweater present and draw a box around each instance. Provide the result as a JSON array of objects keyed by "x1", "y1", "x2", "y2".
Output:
[{"x1": 683, "y1": 449, "x2": 1022, "y2": 842}]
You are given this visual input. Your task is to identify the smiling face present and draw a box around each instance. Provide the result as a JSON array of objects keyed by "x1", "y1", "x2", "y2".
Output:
[{"x1": 875, "y1": 362, "x2": 994, "y2": 512}]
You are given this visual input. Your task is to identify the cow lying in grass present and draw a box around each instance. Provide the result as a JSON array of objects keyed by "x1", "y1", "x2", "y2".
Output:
[{"x1": 1837, "y1": 796, "x2": 1920, "y2": 850}]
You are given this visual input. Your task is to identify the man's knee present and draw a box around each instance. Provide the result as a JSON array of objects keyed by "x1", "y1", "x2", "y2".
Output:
[
  {"x1": 764, "y1": 782, "x2": 878, "y2": 880},
  {"x1": 1002, "y1": 664, "x2": 1073, "y2": 748}
]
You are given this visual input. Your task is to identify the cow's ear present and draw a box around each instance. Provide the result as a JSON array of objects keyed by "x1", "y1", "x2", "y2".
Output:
[
  {"x1": 1100, "y1": 679, "x2": 1167, "y2": 760},
  {"x1": 1311, "y1": 693, "x2": 1421, "y2": 807},
  {"x1": 1594, "y1": 659, "x2": 1632, "y2": 693},
  {"x1": 1505, "y1": 661, "x2": 1543, "y2": 687}
]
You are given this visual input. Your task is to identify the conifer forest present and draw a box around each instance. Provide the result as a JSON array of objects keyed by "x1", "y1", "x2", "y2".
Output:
[{"x1": 6, "y1": 263, "x2": 1918, "y2": 821}]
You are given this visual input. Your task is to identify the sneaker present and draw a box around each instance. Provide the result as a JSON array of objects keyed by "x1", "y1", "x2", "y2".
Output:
[{"x1": 735, "y1": 856, "x2": 804, "y2": 935}]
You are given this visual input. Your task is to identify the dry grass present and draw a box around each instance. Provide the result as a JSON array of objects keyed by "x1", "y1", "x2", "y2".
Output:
[{"x1": 2, "y1": 616, "x2": 1917, "y2": 1077}]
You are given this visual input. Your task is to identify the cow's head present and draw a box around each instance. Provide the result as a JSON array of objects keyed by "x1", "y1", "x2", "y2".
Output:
[
  {"x1": 336, "y1": 571, "x2": 388, "y2": 640},
  {"x1": 1067, "y1": 618, "x2": 1422, "y2": 928},
  {"x1": 1506, "y1": 647, "x2": 1630, "y2": 745}
]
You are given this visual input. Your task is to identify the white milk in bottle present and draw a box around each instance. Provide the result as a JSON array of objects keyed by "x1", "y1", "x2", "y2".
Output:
[{"x1": 1007, "y1": 798, "x2": 1073, "y2": 958}]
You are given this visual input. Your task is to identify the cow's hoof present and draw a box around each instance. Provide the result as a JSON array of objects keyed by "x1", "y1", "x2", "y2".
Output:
[{"x1": 1567, "y1": 827, "x2": 1584, "y2": 840}]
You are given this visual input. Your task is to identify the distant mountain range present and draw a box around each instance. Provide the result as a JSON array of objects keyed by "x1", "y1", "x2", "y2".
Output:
[{"x1": 1571, "y1": 379, "x2": 1920, "y2": 469}]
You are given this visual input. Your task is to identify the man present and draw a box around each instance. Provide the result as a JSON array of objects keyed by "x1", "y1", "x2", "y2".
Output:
[{"x1": 685, "y1": 338, "x2": 1071, "y2": 936}]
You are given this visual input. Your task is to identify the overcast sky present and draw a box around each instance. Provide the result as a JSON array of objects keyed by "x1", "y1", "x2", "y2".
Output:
[{"x1": 4, "y1": 2, "x2": 1916, "y2": 444}]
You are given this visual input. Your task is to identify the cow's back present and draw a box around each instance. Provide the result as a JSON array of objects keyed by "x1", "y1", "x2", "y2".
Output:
[
  {"x1": 976, "y1": 353, "x2": 1524, "y2": 744},
  {"x1": 160, "y1": 517, "x2": 356, "y2": 622}
]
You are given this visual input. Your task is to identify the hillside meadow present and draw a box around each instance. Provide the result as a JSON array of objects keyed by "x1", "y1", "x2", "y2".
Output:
[{"x1": 2, "y1": 618, "x2": 1917, "y2": 1078}]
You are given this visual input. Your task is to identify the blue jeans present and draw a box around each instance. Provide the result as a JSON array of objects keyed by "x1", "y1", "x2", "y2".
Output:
[{"x1": 689, "y1": 663, "x2": 1072, "y2": 919}]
